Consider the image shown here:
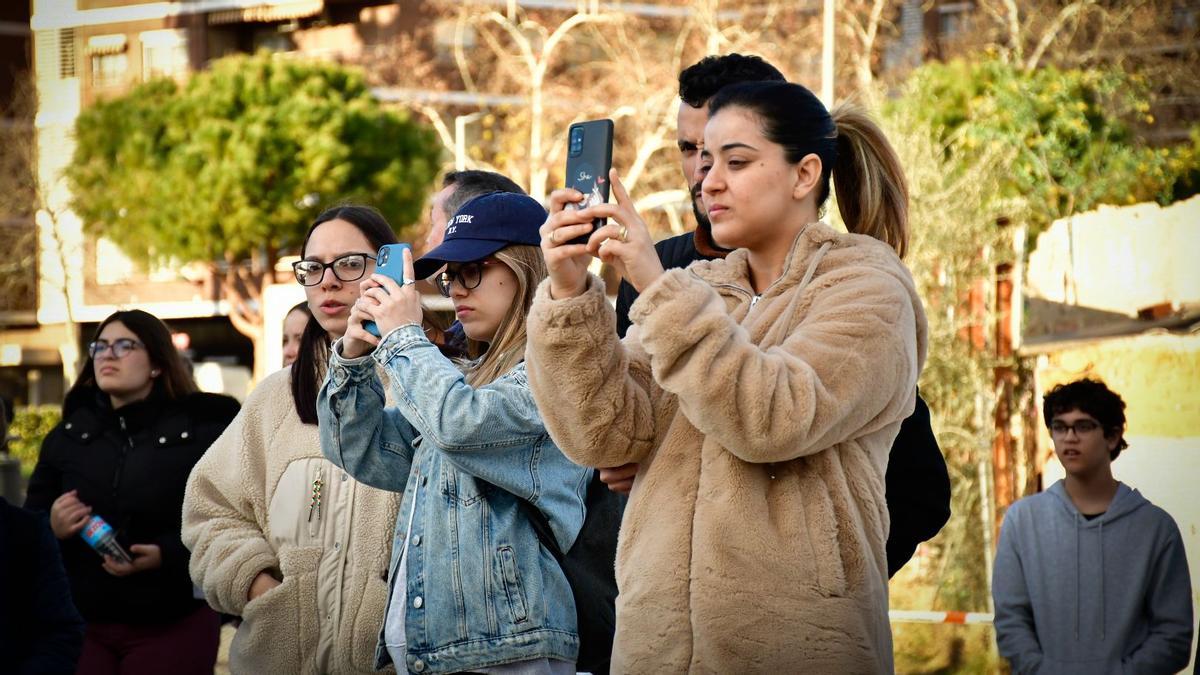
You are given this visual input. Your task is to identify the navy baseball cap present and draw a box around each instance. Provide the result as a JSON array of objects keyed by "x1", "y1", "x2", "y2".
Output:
[{"x1": 414, "y1": 192, "x2": 547, "y2": 279}]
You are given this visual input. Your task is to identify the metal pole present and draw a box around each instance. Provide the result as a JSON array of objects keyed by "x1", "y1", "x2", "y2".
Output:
[
  {"x1": 821, "y1": 0, "x2": 835, "y2": 108},
  {"x1": 454, "y1": 112, "x2": 483, "y2": 171}
]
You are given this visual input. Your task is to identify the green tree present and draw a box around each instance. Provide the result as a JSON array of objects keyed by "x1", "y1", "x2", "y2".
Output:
[
  {"x1": 8, "y1": 405, "x2": 62, "y2": 479},
  {"x1": 892, "y1": 58, "x2": 1195, "y2": 238},
  {"x1": 68, "y1": 52, "x2": 442, "y2": 379}
]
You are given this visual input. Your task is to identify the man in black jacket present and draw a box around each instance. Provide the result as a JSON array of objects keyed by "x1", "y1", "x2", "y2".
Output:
[{"x1": 607, "y1": 54, "x2": 951, "y2": 577}]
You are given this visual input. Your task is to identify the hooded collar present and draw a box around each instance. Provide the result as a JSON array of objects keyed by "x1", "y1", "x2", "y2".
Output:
[
  {"x1": 1046, "y1": 479, "x2": 1147, "y2": 527},
  {"x1": 61, "y1": 385, "x2": 171, "y2": 440}
]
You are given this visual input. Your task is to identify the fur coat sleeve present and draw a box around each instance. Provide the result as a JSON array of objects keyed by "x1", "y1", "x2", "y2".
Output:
[{"x1": 181, "y1": 376, "x2": 282, "y2": 616}]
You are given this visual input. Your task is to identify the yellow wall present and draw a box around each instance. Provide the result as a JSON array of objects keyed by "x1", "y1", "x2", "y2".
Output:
[{"x1": 1036, "y1": 333, "x2": 1200, "y2": 438}]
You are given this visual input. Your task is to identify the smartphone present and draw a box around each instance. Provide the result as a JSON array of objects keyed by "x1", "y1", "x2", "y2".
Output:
[
  {"x1": 363, "y1": 243, "x2": 412, "y2": 338},
  {"x1": 564, "y1": 119, "x2": 614, "y2": 245}
]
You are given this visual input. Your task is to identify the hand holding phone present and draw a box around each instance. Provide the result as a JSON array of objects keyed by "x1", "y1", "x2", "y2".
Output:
[{"x1": 363, "y1": 243, "x2": 412, "y2": 338}]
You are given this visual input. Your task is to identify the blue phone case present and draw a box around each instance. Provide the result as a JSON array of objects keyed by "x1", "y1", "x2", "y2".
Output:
[{"x1": 364, "y1": 243, "x2": 412, "y2": 338}]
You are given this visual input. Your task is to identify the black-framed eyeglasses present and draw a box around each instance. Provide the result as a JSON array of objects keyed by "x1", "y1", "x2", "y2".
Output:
[
  {"x1": 435, "y1": 260, "x2": 498, "y2": 297},
  {"x1": 1049, "y1": 419, "x2": 1102, "y2": 437},
  {"x1": 292, "y1": 253, "x2": 376, "y2": 286},
  {"x1": 89, "y1": 338, "x2": 144, "y2": 359}
]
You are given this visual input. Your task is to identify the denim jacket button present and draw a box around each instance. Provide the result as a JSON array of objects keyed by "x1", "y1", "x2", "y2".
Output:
[
  {"x1": 412, "y1": 659, "x2": 425, "y2": 672},
  {"x1": 413, "y1": 595, "x2": 423, "y2": 609},
  {"x1": 412, "y1": 535, "x2": 421, "y2": 547}
]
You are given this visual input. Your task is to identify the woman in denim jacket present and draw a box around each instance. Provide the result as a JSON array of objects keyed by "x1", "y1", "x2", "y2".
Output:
[{"x1": 318, "y1": 192, "x2": 591, "y2": 675}]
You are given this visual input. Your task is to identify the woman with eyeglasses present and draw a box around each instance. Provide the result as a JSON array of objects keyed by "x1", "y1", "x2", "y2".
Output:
[
  {"x1": 182, "y1": 205, "x2": 404, "y2": 674},
  {"x1": 317, "y1": 192, "x2": 592, "y2": 674},
  {"x1": 25, "y1": 309, "x2": 240, "y2": 675}
]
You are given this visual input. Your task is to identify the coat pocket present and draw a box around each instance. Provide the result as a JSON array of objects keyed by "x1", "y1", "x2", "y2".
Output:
[
  {"x1": 496, "y1": 545, "x2": 530, "y2": 624},
  {"x1": 231, "y1": 572, "x2": 304, "y2": 674},
  {"x1": 268, "y1": 459, "x2": 330, "y2": 547},
  {"x1": 796, "y1": 468, "x2": 848, "y2": 598}
]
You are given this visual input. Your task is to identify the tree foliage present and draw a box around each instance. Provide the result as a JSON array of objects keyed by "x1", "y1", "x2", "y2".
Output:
[
  {"x1": 892, "y1": 58, "x2": 1197, "y2": 237},
  {"x1": 7, "y1": 405, "x2": 61, "y2": 478},
  {"x1": 68, "y1": 51, "x2": 442, "y2": 266}
]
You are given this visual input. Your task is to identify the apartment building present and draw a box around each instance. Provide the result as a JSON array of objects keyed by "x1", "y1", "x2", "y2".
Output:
[{"x1": 3, "y1": 0, "x2": 419, "y2": 407}]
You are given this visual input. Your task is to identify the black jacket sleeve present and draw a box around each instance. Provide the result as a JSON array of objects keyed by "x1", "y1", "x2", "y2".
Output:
[
  {"x1": 1, "y1": 500, "x2": 84, "y2": 674},
  {"x1": 26, "y1": 512, "x2": 85, "y2": 674},
  {"x1": 23, "y1": 432, "x2": 64, "y2": 512},
  {"x1": 614, "y1": 279, "x2": 638, "y2": 339},
  {"x1": 884, "y1": 390, "x2": 952, "y2": 577}
]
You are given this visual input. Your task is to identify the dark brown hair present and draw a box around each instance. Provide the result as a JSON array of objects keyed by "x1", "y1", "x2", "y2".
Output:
[
  {"x1": 441, "y1": 170, "x2": 525, "y2": 218},
  {"x1": 69, "y1": 309, "x2": 197, "y2": 403},
  {"x1": 1043, "y1": 378, "x2": 1129, "y2": 460},
  {"x1": 708, "y1": 81, "x2": 909, "y2": 258},
  {"x1": 291, "y1": 204, "x2": 397, "y2": 425}
]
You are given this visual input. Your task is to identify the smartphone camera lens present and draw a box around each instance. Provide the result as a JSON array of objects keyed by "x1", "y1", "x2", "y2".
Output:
[
  {"x1": 569, "y1": 127, "x2": 584, "y2": 157},
  {"x1": 379, "y1": 249, "x2": 389, "y2": 264}
]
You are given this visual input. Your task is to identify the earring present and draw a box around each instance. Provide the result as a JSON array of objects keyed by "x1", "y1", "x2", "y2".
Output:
[{"x1": 151, "y1": 369, "x2": 160, "y2": 377}]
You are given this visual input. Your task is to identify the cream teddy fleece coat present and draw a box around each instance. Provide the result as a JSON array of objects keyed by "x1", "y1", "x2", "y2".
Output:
[
  {"x1": 182, "y1": 368, "x2": 400, "y2": 674},
  {"x1": 525, "y1": 223, "x2": 927, "y2": 673}
]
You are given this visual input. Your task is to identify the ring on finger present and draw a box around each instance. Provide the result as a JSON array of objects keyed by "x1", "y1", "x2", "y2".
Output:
[
  {"x1": 550, "y1": 229, "x2": 559, "y2": 245},
  {"x1": 618, "y1": 224, "x2": 629, "y2": 242}
]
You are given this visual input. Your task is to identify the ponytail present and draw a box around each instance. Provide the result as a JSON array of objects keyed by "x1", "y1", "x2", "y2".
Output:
[{"x1": 831, "y1": 103, "x2": 909, "y2": 258}]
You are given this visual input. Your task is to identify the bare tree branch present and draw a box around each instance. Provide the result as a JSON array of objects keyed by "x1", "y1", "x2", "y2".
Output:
[{"x1": 1024, "y1": 0, "x2": 1094, "y2": 72}]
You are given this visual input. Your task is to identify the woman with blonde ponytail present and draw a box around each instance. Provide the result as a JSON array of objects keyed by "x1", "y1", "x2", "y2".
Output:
[{"x1": 529, "y1": 80, "x2": 926, "y2": 672}]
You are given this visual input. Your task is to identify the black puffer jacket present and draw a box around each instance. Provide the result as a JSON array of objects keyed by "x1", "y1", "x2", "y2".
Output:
[{"x1": 25, "y1": 387, "x2": 239, "y2": 624}]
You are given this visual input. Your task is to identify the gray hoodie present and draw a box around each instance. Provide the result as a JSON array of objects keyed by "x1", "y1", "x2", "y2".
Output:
[{"x1": 993, "y1": 480, "x2": 1193, "y2": 675}]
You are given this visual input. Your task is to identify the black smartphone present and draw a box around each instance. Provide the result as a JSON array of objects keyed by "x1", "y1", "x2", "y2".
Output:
[{"x1": 564, "y1": 119, "x2": 614, "y2": 245}]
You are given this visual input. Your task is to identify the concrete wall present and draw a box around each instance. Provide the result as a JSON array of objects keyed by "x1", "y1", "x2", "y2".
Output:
[{"x1": 1026, "y1": 196, "x2": 1200, "y2": 317}]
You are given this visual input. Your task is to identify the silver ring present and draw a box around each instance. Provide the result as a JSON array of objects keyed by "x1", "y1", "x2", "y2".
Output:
[{"x1": 401, "y1": 279, "x2": 416, "y2": 287}]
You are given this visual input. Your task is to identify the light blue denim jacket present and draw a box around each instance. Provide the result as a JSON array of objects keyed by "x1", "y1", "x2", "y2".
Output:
[{"x1": 317, "y1": 325, "x2": 591, "y2": 674}]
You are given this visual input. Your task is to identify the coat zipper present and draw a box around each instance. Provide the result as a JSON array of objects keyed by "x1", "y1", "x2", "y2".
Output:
[
  {"x1": 704, "y1": 279, "x2": 764, "y2": 309},
  {"x1": 114, "y1": 416, "x2": 135, "y2": 500}
]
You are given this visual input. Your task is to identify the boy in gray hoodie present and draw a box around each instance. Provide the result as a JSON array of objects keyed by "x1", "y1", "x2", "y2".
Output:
[{"x1": 993, "y1": 378, "x2": 1193, "y2": 674}]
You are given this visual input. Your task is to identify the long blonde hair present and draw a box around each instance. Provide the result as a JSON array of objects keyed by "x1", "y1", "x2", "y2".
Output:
[{"x1": 463, "y1": 244, "x2": 547, "y2": 387}]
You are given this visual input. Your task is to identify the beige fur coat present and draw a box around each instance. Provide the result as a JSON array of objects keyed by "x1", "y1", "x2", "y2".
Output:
[
  {"x1": 525, "y1": 223, "x2": 927, "y2": 673},
  {"x1": 182, "y1": 368, "x2": 400, "y2": 674}
]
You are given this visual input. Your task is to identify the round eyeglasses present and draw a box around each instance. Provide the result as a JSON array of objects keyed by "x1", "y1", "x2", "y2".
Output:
[
  {"x1": 434, "y1": 260, "x2": 499, "y2": 297},
  {"x1": 89, "y1": 338, "x2": 144, "y2": 359},
  {"x1": 292, "y1": 253, "x2": 376, "y2": 287}
]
